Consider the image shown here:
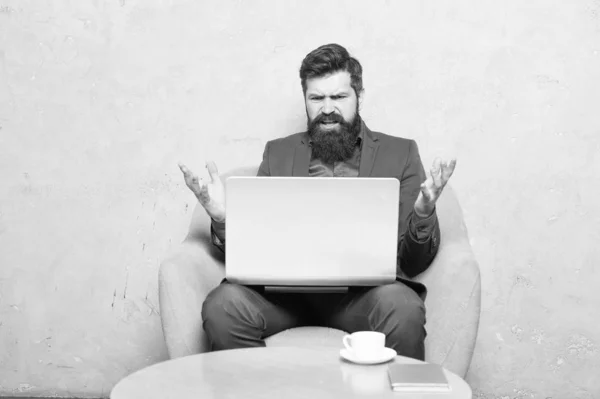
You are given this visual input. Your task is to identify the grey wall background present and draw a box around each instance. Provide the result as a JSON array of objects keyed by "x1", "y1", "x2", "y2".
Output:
[{"x1": 1, "y1": 0, "x2": 599, "y2": 397}]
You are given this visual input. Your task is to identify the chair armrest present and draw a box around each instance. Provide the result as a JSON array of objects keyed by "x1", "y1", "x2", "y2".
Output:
[
  {"x1": 439, "y1": 264, "x2": 481, "y2": 378},
  {"x1": 158, "y1": 238, "x2": 225, "y2": 359},
  {"x1": 417, "y1": 240, "x2": 482, "y2": 378}
]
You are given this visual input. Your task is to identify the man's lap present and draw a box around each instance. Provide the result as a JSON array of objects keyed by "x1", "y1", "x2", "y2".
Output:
[
  {"x1": 202, "y1": 279, "x2": 426, "y2": 329},
  {"x1": 201, "y1": 280, "x2": 427, "y2": 358}
]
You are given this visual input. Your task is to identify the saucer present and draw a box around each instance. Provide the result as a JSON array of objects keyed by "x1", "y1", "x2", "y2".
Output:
[{"x1": 339, "y1": 347, "x2": 397, "y2": 365}]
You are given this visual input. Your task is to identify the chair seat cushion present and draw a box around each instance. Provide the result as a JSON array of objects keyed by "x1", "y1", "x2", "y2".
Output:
[{"x1": 265, "y1": 326, "x2": 347, "y2": 348}]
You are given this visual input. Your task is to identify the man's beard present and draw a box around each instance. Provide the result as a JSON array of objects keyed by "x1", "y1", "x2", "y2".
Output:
[{"x1": 306, "y1": 108, "x2": 362, "y2": 164}]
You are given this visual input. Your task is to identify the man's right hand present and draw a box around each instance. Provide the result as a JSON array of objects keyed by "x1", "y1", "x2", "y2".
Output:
[{"x1": 178, "y1": 161, "x2": 226, "y2": 223}]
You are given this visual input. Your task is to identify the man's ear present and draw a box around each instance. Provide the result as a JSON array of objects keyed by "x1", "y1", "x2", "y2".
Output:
[{"x1": 358, "y1": 90, "x2": 365, "y2": 111}]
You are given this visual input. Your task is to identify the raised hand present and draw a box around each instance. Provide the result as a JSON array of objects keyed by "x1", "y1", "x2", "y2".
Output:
[
  {"x1": 178, "y1": 161, "x2": 226, "y2": 222},
  {"x1": 414, "y1": 157, "x2": 457, "y2": 217}
]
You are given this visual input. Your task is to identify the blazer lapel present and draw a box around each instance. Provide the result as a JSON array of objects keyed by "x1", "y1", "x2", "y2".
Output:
[
  {"x1": 359, "y1": 125, "x2": 380, "y2": 177},
  {"x1": 292, "y1": 135, "x2": 310, "y2": 176}
]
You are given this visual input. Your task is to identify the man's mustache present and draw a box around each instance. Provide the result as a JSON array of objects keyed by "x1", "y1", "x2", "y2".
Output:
[{"x1": 312, "y1": 113, "x2": 345, "y2": 125}]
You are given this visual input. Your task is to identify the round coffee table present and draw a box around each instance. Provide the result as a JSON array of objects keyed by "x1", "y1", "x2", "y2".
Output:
[{"x1": 111, "y1": 346, "x2": 471, "y2": 398}]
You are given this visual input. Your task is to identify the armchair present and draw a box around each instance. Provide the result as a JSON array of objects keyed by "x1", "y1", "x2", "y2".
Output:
[{"x1": 158, "y1": 165, "x2": 481, "y2": 378}]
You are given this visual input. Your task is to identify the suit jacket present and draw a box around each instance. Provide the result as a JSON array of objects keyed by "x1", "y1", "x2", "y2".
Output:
[{"x1": 254, "y1": 121, "x2": 440, "y2": 300}]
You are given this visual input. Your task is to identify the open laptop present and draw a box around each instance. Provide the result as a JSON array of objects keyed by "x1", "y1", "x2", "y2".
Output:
[{"x1": 224, "y1": 176, "x2": 400, "y2": 292}]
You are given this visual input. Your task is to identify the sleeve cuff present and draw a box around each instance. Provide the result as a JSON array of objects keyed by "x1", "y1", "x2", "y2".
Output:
[
  {"x1": 211, "y1": 218, "x2": 226, "y2": 241},
  {"x1": 412, "y1": 207, "x2": 436, "y2": 226},
  {"x1": 409, "y1": 208, "x2": 437, "y2": 242}
]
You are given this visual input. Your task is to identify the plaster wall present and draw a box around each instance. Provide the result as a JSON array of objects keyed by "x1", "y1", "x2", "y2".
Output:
[{"x1": 1, "y1": 0, "x2": 599, "y2": 397}]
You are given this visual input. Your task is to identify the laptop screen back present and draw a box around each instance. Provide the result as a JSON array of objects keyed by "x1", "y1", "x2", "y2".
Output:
[{"x1": 224, "y1": 176, "x2": 400, "y2": 287}]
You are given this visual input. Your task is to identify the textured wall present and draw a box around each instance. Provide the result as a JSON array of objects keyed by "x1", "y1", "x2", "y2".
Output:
[{"x1": 1, "y1": 0, "x2": 599, "y2": 397}]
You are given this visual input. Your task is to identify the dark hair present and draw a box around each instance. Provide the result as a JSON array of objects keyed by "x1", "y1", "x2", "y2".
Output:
[{"x1": 299, "y1": 43, "x2": 364, "y2": 97}]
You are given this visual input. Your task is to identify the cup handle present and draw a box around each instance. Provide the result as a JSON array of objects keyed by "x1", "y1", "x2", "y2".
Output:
[{"x1": 342, "y1": 335, "x2": 352, "y2": 351}]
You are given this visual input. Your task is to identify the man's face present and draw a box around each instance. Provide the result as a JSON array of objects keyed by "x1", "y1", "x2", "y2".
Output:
[
  {"x1": 304, "y1": 70, "x2": 359, "y2": 130},
  {"x1": 304, "y1": 70, "x2": 362, "y2": 164}
]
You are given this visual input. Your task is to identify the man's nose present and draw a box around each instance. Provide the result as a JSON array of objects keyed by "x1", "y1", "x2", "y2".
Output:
[{"x1": 322, "y1": 98, "x2": 335, "y2": 114}]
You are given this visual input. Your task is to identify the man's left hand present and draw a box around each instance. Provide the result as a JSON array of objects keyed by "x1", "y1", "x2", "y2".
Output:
[{"x1": 414, "y1": 157, "x2": 457, "y2": 217}]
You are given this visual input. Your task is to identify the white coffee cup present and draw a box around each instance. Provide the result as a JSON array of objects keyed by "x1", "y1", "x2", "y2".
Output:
[{"x1": 342, "y1": 331, "x2": 386, "y2": 359}]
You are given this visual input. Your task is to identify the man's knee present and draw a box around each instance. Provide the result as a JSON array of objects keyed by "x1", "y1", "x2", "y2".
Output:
[
  {"x1": 368, "y1": 283, "x2": 426, "y2": 359},
  {"x1": 369, "y1": 283, "x2": 426, "y2": 334},
  {"x1": 201, "y1": 283, "x2": 259, "y2": 330},
  {"x1": 201, "y1": 283, "x2": 267, "y2": 350},
  {"x1": 202, "y1": 283, "x2": 255, "y2": 318}
]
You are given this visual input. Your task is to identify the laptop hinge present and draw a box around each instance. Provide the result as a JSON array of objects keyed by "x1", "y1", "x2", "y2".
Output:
[{"x1": 264, "y1": 286, "x2": 349, "y2": 294}]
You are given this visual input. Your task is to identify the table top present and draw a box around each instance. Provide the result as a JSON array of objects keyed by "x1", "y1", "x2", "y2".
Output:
[{"x1": 110, "y1": 346, "x2": 471, "y2": 399}]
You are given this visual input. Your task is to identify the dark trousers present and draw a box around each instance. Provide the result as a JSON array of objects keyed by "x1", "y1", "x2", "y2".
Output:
[{"x1": 201, "y1": 280, "x2": 427, "y2": 360}]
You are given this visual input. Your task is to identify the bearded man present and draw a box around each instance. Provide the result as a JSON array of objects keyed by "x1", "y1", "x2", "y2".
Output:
[{"x1": 178, "y1": 43, "x2": 456, "y2": 360}]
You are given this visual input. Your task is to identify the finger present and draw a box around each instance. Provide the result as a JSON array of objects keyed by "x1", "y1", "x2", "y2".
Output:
[
  {"x1": 188, "y1": 174, "x2": 204, "y2": 194},
  {"x1": 430, "y1": 158, "x2": 442, "y2": 187},
  {"x1": 179, "y1": 164, "x2": 199, "y2": 185},
  {"x1": 206, "y1": 161, "x2": 220, "y2": 183},
  {"x1": 420, "y1": 182, "x2": 432, "y2": 201},
  {"x1": 197, "y1": 184, "x2": 210, "y2": 204},
  {"x1": 178, "y1": 163, "x2": 190, "y2": 176},
  {"x1": 441, "y1": 159, "x2": 457, "y2": 182}
]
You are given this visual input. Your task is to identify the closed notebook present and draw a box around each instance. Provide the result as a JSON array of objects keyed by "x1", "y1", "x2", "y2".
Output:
[{"x1": 387, "y1": 363, "x2": 451, "y2": 392}]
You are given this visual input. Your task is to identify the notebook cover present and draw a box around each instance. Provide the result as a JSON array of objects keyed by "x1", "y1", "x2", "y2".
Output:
[{"x1": 387, "y1": 363, "x2": 450, "y2": 388}]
